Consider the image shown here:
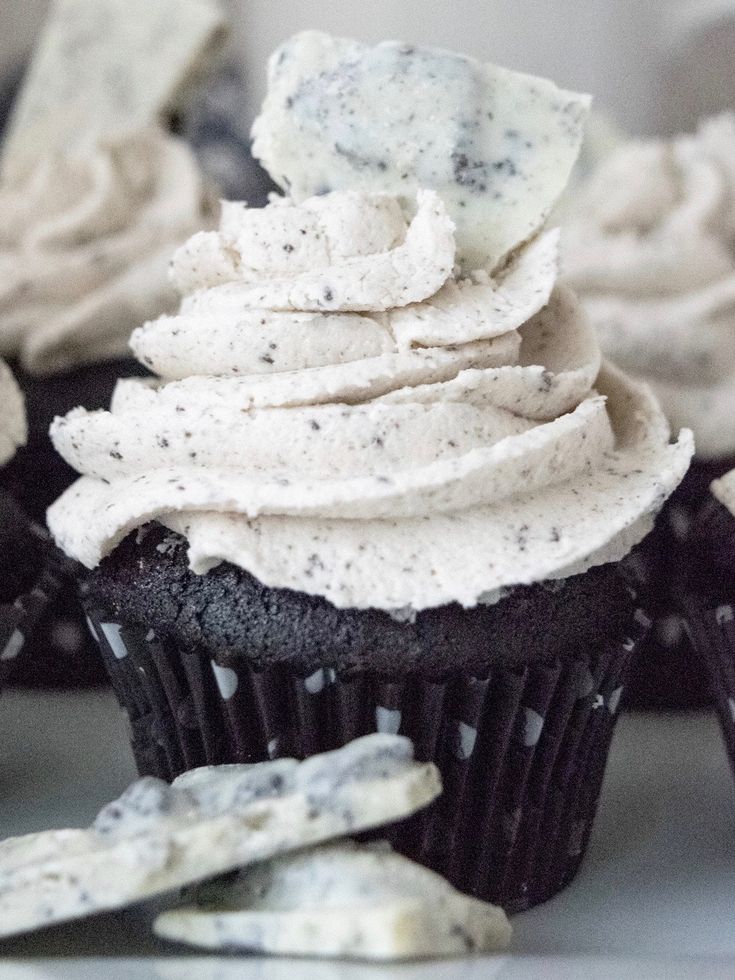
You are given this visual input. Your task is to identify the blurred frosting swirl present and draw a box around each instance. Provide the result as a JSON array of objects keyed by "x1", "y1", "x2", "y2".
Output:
[
  {"x1": 563, "y1": 114, "x2": 735, "y2": 459},
  {"x1": 48, "y1": 190, "x2": 692, "y2": 611},
  {"x1": 0, "y1": 126, "x2": 214, "y2": 376}
]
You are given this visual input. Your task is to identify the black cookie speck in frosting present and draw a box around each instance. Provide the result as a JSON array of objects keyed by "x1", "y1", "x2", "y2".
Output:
[
  {"x1": 85, "y1": 523, "x2": 637, "y2": 679},
  {"x1": 0, "y1": 358, "x2": 150, "y2": 523}
]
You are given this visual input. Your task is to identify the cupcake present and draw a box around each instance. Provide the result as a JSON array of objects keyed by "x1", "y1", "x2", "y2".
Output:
[
  {"x1": 0, "y1": 359, "x2": 77, "y2": 689},
  {"x1": 679, "y1": 472, "x2": 735, "y2": 772},
  {"x1": 0, "y1": 0, "x2": 228, "y2": 684},
  {"x1": 47, "y1": 34, "x2": 693, "y2": 911},
  {"x1": 562, "y1": 114, "x2": 735, "y2": 708}
]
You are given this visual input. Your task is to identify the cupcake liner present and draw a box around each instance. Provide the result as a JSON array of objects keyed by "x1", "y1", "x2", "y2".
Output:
[
  {"x1": 684, "y1": 604, "x2": 735, "y2": 774},
  {"x1": 624, "y1": 459, "x2": 734, "y2": 710},
  {"x1": 85, "y1": 600, "x2": 649, "y2": 912},
  {"x1": 680, "y1": 501, "x2": 735, "y2": 773},
  {"x1": 0, "y1": 526, "x2": 79, "y2": 690}
]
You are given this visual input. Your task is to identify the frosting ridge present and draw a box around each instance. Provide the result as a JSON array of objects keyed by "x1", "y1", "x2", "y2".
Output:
[{"x1": 48, "y1": 190, "x2": 692, "y2": 610}]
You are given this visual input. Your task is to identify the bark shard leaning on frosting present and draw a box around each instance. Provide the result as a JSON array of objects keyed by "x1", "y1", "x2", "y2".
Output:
[
  {"x1": 0, "y1": 734, "x2": 440, "y2": 940},
  {"x1": 251, "y1": 31, "x2": 591, "y2": 272},
  {"x1": 1, "y1": 0, "x2": 227, "y2": 181},
  {"x1": 154, "y1": 841, "x2": 512, "y2": 961},
  {"x1": 48, "y1": 188, "x2": 693, "y2": 611},
  {"x1": 562, "y1": 113, "x2": 735, "y2": 459}
]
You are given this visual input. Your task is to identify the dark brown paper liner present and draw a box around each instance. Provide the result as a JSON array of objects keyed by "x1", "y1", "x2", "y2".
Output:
[
  {"x1": 624, "y1": 459, "x2": 734, "y2": 710},
  {"x1": 85, "y1": 600, "x2": 649, "y2": 912},
  {"x1": 684, "y1": 605, "x2": 735, "y2": 774},
  {"x1": 0, "y1": 526, "x2": 79, "y2": 690}
]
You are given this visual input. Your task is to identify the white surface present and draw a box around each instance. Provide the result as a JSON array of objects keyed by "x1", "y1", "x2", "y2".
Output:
[{"x1": 1, "y1": 690, "x2": 735, "y2": 976}]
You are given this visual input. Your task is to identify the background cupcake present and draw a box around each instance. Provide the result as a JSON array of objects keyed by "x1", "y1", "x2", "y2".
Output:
[
  {"x1": 562, "y1": 114, "x2": 735, "y2": 709},
  {"x1": 679, "y1": 472, "x2": 735, "y2": 775},
  {"x1": 0, "y1": 0, "x2": 232, "y2": 685},
  {"x1": 0, "y1": 359, "x2": 77, "y2": 689},
  {"x1": 48, "y1": 35, "x2": 693, "y2": 911}
]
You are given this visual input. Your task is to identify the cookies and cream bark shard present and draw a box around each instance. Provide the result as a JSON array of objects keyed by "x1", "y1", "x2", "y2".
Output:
[
  {"x1": 251, "y1": 31, "x2": 591, "y2": 271},
  {"x1": 0, "y1": 734, "x2": 441, "y2": 939},
  {"x1": 1, "y1": 0, "x2": 228, "y2": 182},
  {"x1": 0, "y1": 361, "x2": 26, "y2": 467},
  {"x1": 154, "y1": 842, "x2": 512, "y2": 960},
  {"x1": 713, "y1": 470, "x2": 735, "y2": 517}
]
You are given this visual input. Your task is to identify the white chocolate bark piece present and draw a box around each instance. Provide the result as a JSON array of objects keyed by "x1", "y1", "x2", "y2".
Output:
[
  {"x1": 252, "y1": 31, "x2": 590, "y2": 271},
  {"x1": 2, "y1": 0, "x2": 227, "y2": 181},
  {"x1": 0, "y1": 735, "x2": 440, "y2": 940},
  {"x1": 0, "y1": 360, "x2": 27, "y2": 466},
  {"x1": 154, "y1": 842, "x2": 512, "y2": 961}
]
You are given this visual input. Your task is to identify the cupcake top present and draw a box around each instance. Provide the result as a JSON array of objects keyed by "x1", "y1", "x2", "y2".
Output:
[
  {"x1": 0, "y1": 358, "x2": 26, "y2": 466},
  {"x1": 0, "y1": 126, "x2": 214, "y2": 376},
  {"x1": 47, "y1": 34, "x2": 693, "y2": 613},
  {"x1": 48, "y1": 185, "x2": 692, "y2": 611},
  {"x1": 562, "y1": 114, "x2": 735, "y2": 460}
]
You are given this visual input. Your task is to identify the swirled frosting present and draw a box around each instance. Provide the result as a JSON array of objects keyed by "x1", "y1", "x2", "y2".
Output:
[
  {"x1": 0, "y1": 360, "x2": 26, "y2": 467},
  {"x1": 48, "y1": 190, "x2": 692, "y2": 611},
  {"x1": 563, "y1": 114, "x2": 735, "y2": 460},
  {"x1": 0, "y1": 125, "x2": 214, "y2": 376}
]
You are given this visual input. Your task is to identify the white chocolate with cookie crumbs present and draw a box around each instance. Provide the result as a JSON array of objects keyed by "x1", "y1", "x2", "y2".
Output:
[
  {"x1": 0, "y1": 735, "x2": 440, "y2": 940},
  {"x1": 1, "y1": 0, "x2": 227, "y2": 181},
  {"x1": 252, "y1": 31, "x2": 590, "y2": 272},
  {"x1": 154, "y1": 841, "x2": 512, "y2": 961},
  {"x1": 563, "y1": 114, "x2": 735, "y2": 459}
]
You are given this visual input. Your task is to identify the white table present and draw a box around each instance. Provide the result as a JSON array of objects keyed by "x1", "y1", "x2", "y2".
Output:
[{"x1": 1, "y1": 690, "x2": 734, "y2": 978}]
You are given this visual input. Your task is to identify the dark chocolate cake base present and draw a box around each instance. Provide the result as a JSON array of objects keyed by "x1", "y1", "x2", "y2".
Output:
[{"x1": 83, "y1": 522, "x2": 648, "y2": 912}]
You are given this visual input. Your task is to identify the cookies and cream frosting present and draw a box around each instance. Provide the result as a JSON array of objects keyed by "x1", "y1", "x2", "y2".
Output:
[
  {"x1": 563, "y1": 114, "x2": 735, "y2": 460},
  {"x1": 0, "y1": 125, "x2": 214, "y2": 376},
  {"x1": 48, "y1": 188, "x2": 693, "y2": 611},
  {"x1": 0, "y1": 360, "x2": 26, "y2": 466}
]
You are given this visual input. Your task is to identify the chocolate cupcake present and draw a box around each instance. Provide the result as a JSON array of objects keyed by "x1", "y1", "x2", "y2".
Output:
[
  {"x1": 679, "y1": 472, "x2": 735, "y2": 771},
  {"x1": 47, "y1": 35, "x2": 693, "y2": 911},
  {"x1": 562, "y1": 115, "x2": 735, "y2": 708}
]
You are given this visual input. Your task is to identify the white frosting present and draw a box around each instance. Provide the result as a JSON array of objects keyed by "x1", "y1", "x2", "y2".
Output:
[
  {"x1": 154, "y1": 841, "x2": 512, "y2": 960},
  {"x1": 251, "y1": 31, "x2": 590, "y2": 272},
  {"x1": 0, "y1": 360, "x2": 26, "y2": 467},
  {"x1": 563, "y1": 114, "x2": 735, "y2": 459},
  {"x1": 0, "y1": 126, "x2": 213, "y2": 375},
  {"x1": 48, "y1": 190, "x2": 693, "y2": 611},
  {"x1": 0, "y1": 734, "x2": 440, "y2": 939}
]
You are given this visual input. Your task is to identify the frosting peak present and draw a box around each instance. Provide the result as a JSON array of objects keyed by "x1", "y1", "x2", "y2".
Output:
[
  {"x1": 49, "y1": 190, "x2": 692, "y2": 610},
  {"x1": 0, "y1": 126, "x2": 214, "y2": 376}
]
